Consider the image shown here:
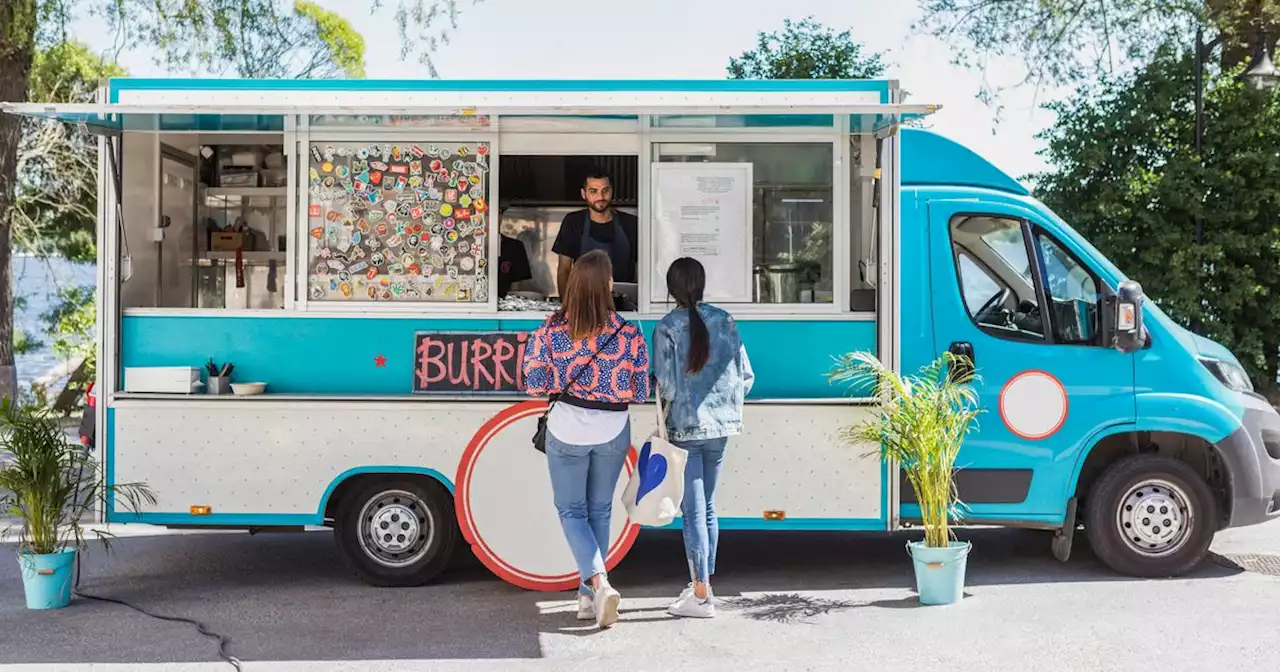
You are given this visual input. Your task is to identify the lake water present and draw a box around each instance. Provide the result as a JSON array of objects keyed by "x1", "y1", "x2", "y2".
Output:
[{"x1": 12, "y1": 254, "x2": 97, "y2": 393}]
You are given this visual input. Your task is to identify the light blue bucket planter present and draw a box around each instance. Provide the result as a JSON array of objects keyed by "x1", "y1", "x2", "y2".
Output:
[
  {"x1": 907, "y1": 540, "x2": 971, "y2": 605},
  {"x1": 19, "y1": 548, "x2": 77, "y2": 610}
]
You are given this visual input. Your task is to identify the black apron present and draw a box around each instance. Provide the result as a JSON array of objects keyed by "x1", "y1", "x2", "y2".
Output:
[{"x1": 578, "y1": 211, "x2": 630, "y2": 282}]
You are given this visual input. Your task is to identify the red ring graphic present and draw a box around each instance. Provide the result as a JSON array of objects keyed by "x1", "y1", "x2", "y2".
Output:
[
  {"x1": 455, "y1": 400, "x2": 641, "y2": 592},
  {"x1": 998, "y1": 370, "x2": 1069, "y2": 440}
]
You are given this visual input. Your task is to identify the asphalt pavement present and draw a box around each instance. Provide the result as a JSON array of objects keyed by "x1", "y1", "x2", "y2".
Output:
[{"x1": 1, "y1": 521, "x2": 1279, "y2": 671}]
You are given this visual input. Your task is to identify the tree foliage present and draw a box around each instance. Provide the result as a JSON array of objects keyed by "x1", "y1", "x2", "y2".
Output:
[
  {"x1": 1031, "y1": 44, "x2": 1280, "y2": 391},
  {"x1": 728, "y1": 16, "x2": 887, "y2": 80},
  {"x1": 915, "y1": 0, "x2": 1280, "y2": 106}
]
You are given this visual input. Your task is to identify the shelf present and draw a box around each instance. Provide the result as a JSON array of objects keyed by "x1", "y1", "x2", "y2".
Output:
[
  {"x1": 204, "y1": 187, "x2": 287, "y2": 197},
  {"x1": 203, "y1": 251, "x2": 287, "y2": 261}
]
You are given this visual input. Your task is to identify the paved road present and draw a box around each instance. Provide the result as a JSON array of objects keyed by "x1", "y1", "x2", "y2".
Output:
[{"x1": 2, "y1": 522, "x2": 1279, "y2": 671}]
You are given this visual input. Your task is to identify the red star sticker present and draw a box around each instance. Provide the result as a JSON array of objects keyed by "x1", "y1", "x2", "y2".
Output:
[{"x1": 374, "y1": 354, "x2": 387, "y2": 368}]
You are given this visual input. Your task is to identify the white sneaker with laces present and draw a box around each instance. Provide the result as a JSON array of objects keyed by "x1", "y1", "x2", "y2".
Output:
[
  {"x1": 593, "y1": 582, "x2": 621, "y2": 628},
  {"x1": 667, "y1": 592, "x2": 715, "y2": 619},
  {"x1": 576, "y1": 594, "x2": 594, "y2": 621},
  {"x1": 673, "y1": 582, "x2": 713, "y2": 606}
]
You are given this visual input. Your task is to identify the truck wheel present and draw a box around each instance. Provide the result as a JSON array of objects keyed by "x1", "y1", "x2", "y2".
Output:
[
  {"x1": 1084, "y1": 455, "x2": 1217, "y2": 578},
  {"x1": 334, "y1": 477, "x2": 458, "y2": 587}
]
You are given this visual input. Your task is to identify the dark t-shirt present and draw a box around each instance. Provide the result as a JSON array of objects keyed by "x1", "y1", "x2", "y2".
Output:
[
  {"x1": 497, "y1": 234, "x2": 533, "y2": 297},
  {"x1": 551, "y1": 209, "x2": 639, "y2": 283}
]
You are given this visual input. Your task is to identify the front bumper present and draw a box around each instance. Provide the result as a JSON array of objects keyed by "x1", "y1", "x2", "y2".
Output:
[{"x1": 1217, "y1": 394, "x2": 1280, "y2": 527}]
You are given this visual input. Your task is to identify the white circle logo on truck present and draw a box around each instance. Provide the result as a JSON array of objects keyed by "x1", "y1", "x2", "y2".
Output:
[{"x1": 999, "y1": 371, "x2": 1068, "y2": 440}]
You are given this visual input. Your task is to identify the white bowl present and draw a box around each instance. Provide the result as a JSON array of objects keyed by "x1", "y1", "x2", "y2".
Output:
[{"x1": 230, "y1": 382, "x2": 267, "y2": 396}]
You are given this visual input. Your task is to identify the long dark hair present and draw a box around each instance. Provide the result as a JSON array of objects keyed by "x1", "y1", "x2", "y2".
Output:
[
  {"x1": 666, "y1": 257, "x2": 709, "y2": 373},
  {"x1": 559, "y1": 249, "x2": 615, "y2": 341}
]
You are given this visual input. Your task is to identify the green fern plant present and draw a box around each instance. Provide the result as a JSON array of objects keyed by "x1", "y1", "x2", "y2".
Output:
[
  {"x1": 829, "y1": 351, "x2": 981, "y2": 548},
  {"x1": 0, "y1": 397, "x2": 155, "y2": 557}
]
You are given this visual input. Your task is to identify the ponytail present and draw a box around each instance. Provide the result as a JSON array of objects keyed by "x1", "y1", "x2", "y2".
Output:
[{"x1": 666, "y1": 257, "x2": 710, "y2": 374}]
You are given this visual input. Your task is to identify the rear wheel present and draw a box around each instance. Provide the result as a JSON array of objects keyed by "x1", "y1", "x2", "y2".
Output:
[
  {"x1": 1084, "y1": 455, "x2": 1217, "y2": 578},
  {"x1": 334, "y1": 477, "x2": 458, "y2": 587}
]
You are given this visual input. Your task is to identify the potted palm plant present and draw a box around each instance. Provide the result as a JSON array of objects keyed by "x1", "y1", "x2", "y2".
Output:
[
  {"x1": 830, "y1": 351, "x2": 981, "y2": 605},
  {"x1": 0, "y1": 397, "x2": 155, "y2": 610}
]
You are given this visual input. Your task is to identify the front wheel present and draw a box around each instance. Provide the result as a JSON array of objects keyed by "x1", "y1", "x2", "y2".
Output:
[
  {"x1": 1084, "y1": 455, "x2": 1217, "y2": 578},
  {"x1": 334, "y1": 477, "x2": 458, "y2": 587}
]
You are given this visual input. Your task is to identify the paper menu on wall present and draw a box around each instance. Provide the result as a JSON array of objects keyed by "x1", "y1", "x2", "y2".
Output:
[{"x1": 650, "y1": 162, "x2": 754, "y2": 303}]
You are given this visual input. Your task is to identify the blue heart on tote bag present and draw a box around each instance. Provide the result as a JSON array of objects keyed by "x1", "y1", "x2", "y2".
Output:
[{"x1": 635, "y1": 441, "x2": 669, "y2": 502}]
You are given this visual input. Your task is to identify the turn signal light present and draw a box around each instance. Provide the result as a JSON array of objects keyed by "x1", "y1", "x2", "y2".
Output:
[
  {"x1": 763, "y1": 510, "x2": 786, "y2": 521},
  {"x1": 189, "y1": 505, "x2": 212, "y2": 515}
]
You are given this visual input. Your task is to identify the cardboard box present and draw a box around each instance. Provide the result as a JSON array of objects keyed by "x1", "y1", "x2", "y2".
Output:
[
  {"x1": 211, "y1": 231, "x2": 254, "y2": 251},
  {"x1": 124, "y1": 367, "x2": 202, "y2": 394}
]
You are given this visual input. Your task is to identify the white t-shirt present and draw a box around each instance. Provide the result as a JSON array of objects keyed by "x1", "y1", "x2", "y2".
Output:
[{"x1": 547, "y1": 403, "x2": 628, "y2": 446}]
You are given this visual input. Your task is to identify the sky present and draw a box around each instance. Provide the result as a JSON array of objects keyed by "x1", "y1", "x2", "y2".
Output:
[{"x1": 70, "y1": 0, "x2": 1065, "y2": 182}]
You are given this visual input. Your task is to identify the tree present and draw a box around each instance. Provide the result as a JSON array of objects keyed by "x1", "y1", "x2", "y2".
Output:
[
  {"x1": 1030, "y1": 44, "x2": 1280, "y2": 393},
  {"x1": 0, "y1": 1, "x2": 471, "y2": 403},
  {"x1": 728, "y1": 16, "x2": 887, "y2": 80},
  {"x1": 915, "y1": 0, "x2": 1280, "y2": 106}
]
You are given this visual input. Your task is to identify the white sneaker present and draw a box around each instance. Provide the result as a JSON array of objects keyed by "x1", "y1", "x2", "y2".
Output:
[
  {"x1": 576, "y1": 594, "x2": 594, "y2": 621},
  {"x1": 674, "y1": 582, "x2": 713, "y2": 606},
  {"x1": 667, "y1": 592, "x2": 715, "y2": 619},
  {"x1": 593, "y1": 582, "x2": 621, "y2": 628}
]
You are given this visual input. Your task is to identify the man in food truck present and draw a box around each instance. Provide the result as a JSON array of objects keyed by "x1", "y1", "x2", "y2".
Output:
[{"x1": 552, "y1": 172, "x2": 639, "y2": 304}]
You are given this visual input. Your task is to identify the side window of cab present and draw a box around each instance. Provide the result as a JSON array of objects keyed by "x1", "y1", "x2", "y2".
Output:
[{"x1": 950, "y1": 214, "x2": 1102, "y2": 345}]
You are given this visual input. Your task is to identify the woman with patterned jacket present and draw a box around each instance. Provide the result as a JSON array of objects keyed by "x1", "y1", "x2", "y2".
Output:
[{"x1": 522, "y1": 249, "x2": 650, "y2": 629}]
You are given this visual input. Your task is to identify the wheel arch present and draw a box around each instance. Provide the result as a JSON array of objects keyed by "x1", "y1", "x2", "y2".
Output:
[
  {"x1": 319, "y1": 466, "x2": 456, "y2": 523},
  {"x1": 1069, "y1": 409, "x2": 1237, "y2": 529}
]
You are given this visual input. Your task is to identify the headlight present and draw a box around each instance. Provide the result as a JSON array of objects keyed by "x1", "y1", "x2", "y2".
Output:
[{"x1": 1201, "y1": 358, "x2": 1255, "y2": 392}]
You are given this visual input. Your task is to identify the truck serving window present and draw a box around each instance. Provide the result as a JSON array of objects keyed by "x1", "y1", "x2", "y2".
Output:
[{"x1": 949, "y1": 215, "x2": 1045, "y2": 341}]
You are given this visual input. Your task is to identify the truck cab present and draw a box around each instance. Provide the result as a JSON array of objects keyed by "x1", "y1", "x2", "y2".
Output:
[{"x1": 900, "y1": 129, "x2": 1280, "y2": 576}]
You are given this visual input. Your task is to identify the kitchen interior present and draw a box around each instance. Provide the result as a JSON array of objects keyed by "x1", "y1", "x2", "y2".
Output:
[{"x1": 120, "y1": 133, "x2": 288, "y2": 311}]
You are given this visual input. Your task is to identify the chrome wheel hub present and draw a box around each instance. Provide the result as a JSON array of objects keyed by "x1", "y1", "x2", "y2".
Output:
[
  {"x1": 357, "y1": 489, "x2": 435, "y2": 568},
  {"x1": 1116, "y1": 479, "x2": 1193, "y2": 558}
]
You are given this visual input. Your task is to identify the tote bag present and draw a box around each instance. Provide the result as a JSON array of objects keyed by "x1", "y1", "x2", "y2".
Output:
[{"x1": 622, "y1": 388, "x2": 688, "y2": 527}]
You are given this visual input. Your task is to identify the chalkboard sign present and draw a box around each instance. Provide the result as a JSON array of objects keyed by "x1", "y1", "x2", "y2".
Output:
[{"x1": 413, "y1": 331, "x2": 530, "y2": 394}]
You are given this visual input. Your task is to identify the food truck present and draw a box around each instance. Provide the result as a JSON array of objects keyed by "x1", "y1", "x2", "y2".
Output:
[{"x1": 5, "y1": 78, "x2": 1279, "y2": 590}]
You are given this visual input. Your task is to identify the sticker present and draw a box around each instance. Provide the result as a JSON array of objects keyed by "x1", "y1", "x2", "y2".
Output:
[
  {"x1": 408, "y1": 263, "x2": 421, "y2": 275},
  {"x1": 445, "y1": 189, "x2": 459, "y2": 203},
  {"x1": 367, "y1": 191, "x2": 382, "y2": 205},
  {"x1": 368, "y1": 286, "x2": 378, "y2": 299},
  {"x1": 409, "y1": 175, "x2": 424, "y2": 188},
  {"x1": 431, "y1": 223, "x2": 444, "y2": 236},
  {"x1": 354, "y1": 160, "x2": 369, "y2": 175},
  {"x1": 370, "y1": 171, "x2": 383, "y2": 185},
  {"x1": 423, "y1": 264, "x2": 435, "y2": 276},
  {"x1": 448, "y1": 173, "x2": 459, "y2": 188},
  {"x1": 327, "y1": 259, "x2": 345, "y2": 271},
  {"x1": 310, "y1": 285, "x2": 325, "y2": 300},
  {"x1": 447, "y1": 265, "x2": 459, "y2": 280},
  {"x1": 431, "y1": 253, "x2": 445, "y2": 266},
  {"x1": 443, "y1": 218, "x2": 455, "y2": 229},
  {"x1": 316, "y1": 247, "x2": 333, "y2": 260},
  {"x1": 429, "y1": 159, "x2": 444, "y2": 173},
  {"x1": 470, "y1": 186, "x2": 484, "y2": 199},
  {"x1": 440, "y1": 148, "x2": 452, "y2": 160},
  {"x1": 389, "y1": 263, "x2": 405, "y2": 275},
  {"x1": 357, "y1": 147, "x2": 369, "y2": 160},
  {"x1": 476, "y1": 257, "x2": 487, "y2": 269},
  {"x1": 408, "y1": 234, "x2": 420, "y2": 248},
  {"x1": 351, "y1": 245, "x2": 366, "y2": 260},
  {"x1": 410, "y1": 160, "x2": 422, "y2": 175},
  {"x1": 349, "y1": 261, "x2": 369, "y2": 273},
  {"x1": 367, "y1": 237, "x2": 382, "y2": 251},
  {"x1": 459, "y1": 194, "x2": 473, "y2": 208},
  {"x1": 381, "y1": 145, "x2": 393, "y2": 162},
  {"x1": 340, "y1": 282, "x2": 352, "y2": 297},
  {"x1": 390, "y1": 164, "x2": 408, "y2": 175},
  {"x1": 388, "y1": 235, "x2": 404, "y2": 248},
  {"x1": 309, "y1": 168, "x2": 321, "y2": 183},
  {"x1": 324, "y1": 146, "x2": 336, "y2": 161},
  {"x1": 392, "y1": 145, "x2": 403, "y2": 160},
  {"x1": 310, "y1": 227, "x2": 324, "y2": 239},
  {"x1": 446, "y1": 230, "x2": 459, "y2": 244},
  {"x1": 428, "y1": 187, "x2": 443, "y2": 199},
  {"x1": 366, "y1": 267, "x2": 379, "y2": 281},
  {"x1": 469, "y1": 175, "x2": 482, "y2": 185},
  {"x1": 473, "y1": 197, "x2": 487, "y2": 213},
  {"x1": 370, "y1": 161, "x2": 388, "y2": 172},
  {"x1": 477, "y1": 144, "x2": 489, "y2": 156},
  {"x1": 316, "y1": 265, "x2": 330, "y2": 276},
  {"x1": 338, "y1": 270, "x2": 351, "y2": 282},
  {"x1": 459, "y1": 256, "x2": 475, "y2": 272},
  {"x1": 321, "y1": 161, "x2": 334, "y2": 174},
  {"x1": 457, "y1": 288, "x2": 471, "y2": 302},
  {"x1": 455, "y1": 209, "x2": 472, "y2": 221},
  {"x1": 396, "y1": 176, "x2": 408, "y2": 191},
  {"x1": 383, "y1": 180, "x2": 395, "y2": 192},
  {"x1": 411, "y1": 144, "x2": 425, "y2": 158},
  {"x1": 440, "y1": 203, "x2": 454, "y2": 217},
  {"x1": 309, "y1": 204, "x2": 323, "y2": 218}
]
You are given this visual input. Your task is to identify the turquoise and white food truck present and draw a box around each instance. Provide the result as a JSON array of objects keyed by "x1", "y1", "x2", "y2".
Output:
[{"x1": 5, "y1": 77, "x2": 1278, "y2": 590}]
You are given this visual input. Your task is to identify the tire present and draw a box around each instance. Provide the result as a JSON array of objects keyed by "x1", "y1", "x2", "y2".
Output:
[
  {"x1": 1084, "y1": 454, "x2": 1217, "y2": 578},
  {"x1": 334, "y1": 477, "x2": 458, "y2": 587}
]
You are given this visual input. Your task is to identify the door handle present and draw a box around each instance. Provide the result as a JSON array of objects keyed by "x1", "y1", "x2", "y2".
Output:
[{"x1": 947, "y1": 341, "x2": 975, "y2": 382}]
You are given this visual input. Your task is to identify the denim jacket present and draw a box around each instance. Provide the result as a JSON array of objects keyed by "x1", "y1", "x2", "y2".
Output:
[{"x1": 652, "y1": 304, "x2": 754, "y2": 441}]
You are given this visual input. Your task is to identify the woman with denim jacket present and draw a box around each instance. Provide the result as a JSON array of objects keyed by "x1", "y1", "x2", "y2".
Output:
[
  {"x1": 652, "y1": 257, "x2": 754, "y2": 618},
  {"x1": 522, "y1": 250, "x2": 650, "y2": 629}
]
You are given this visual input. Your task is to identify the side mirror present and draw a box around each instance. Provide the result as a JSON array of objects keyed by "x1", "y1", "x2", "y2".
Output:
[{"x1": 1102, "y1": 280, "x2": 1145, "y2": 353}]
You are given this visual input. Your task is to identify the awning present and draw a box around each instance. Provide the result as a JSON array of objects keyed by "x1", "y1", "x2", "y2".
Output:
[{"x1": 1, "y1": 101, "x2": 939, "y2": 134}]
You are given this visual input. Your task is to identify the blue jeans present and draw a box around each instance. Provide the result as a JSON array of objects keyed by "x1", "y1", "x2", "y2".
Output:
[
  {"x1": 677, "y1": 437, "x2": 727, "y2": 584},
  {"x1": 546, "y1": 423, "x2": 631, "y2": 596}
]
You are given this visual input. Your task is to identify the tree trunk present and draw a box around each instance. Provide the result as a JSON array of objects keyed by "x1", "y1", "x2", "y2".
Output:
[{"x1": 0, "y1": 1, "x2": 38, "y2": 404}]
